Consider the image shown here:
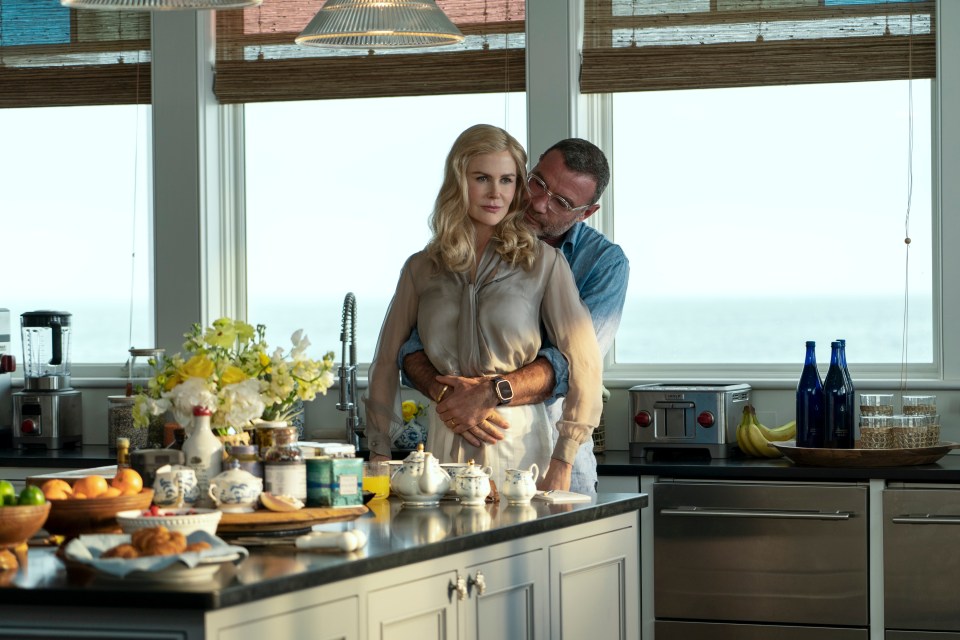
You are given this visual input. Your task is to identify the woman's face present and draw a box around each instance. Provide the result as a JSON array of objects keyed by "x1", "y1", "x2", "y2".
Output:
[{"x1": 464, "y1": 150, "x2": 518, "y2": 230}]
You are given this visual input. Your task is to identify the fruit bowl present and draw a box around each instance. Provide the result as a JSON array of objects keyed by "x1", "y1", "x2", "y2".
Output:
[
  {"x1": 44, "y1": 489, "x2": 154, "y2": 538},
  {"x1": 0, "y1": 503, "x2": 52, "y2": 549},
  {"x1": 116, "y1": 507, "x2": 222, "y2": 537}
]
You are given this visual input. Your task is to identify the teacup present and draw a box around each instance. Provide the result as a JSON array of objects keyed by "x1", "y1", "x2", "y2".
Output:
[
  {"x1": 152, "y1": 464, "x2": 201, "y2": 508},
  {"x1": 501, "y1": 463, "x2": 539, "y2": 505},
  {"x1": 208, "y1": 463, "x2": 263, "y2": 513}
]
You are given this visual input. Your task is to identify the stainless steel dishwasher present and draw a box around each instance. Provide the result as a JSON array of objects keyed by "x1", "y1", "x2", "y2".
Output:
[
  {"x1": 884, "y1": 482, "x2": 960, "y2": 639},
  {"x1": 654, "y1": 479, "x2": 869, "y2": 639}
]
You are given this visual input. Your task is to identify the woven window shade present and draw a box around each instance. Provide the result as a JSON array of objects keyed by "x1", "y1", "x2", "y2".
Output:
[
  {"x1": 0, "y1": 2, "x2": 151, "y2": 108},
  {"x1": 214, "y1": 0, "x2": 525, "y2": 104},
  {"x1": 582, "y1": 0, "x2": 935, "y2": 94}
]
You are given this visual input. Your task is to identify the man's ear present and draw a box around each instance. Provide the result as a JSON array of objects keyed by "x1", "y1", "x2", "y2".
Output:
[{"x1": 579, "y1": 204, "x2": 600, "y2": 223}]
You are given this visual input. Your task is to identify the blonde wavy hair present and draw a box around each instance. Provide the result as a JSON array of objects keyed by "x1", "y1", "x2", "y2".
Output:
[{"x1": 426, "y1": 124, "x2": 538, "y2": 273}]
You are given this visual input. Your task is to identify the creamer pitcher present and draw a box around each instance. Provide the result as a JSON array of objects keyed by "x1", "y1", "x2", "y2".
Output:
[{"x1": 502, "y1": 463, "x2": 539, "y2": 505}]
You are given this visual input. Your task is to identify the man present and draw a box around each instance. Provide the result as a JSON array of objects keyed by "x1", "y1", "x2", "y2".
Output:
[{"x1": 399, "y1": 138, "x2": 629, "y2": 494}]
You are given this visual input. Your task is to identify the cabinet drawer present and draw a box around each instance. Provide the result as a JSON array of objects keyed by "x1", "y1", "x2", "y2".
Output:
[
  {"x1": 654, "y1": 480, "x2": 868, "y2": 626},
  {"x1": 884, "y1": 487, "x2": 960, "y2": 632}
]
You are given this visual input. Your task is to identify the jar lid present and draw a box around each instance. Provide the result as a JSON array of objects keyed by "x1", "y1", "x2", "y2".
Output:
[{"x1": 107, "y1": 395, "x2": 137, "y2": 405}]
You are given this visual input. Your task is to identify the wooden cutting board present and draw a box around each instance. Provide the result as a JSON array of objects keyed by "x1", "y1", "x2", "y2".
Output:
[{"x1": 216, "y1": 505, "x2": 368, "y2": 534}]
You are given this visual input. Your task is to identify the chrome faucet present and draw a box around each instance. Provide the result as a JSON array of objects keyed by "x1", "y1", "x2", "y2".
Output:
[{"x1": 338, "y1": 292, "x2": 363, "y2": 450}]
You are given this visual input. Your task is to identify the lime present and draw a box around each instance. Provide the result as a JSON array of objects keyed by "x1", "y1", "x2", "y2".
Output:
[
  {"x1": 17, "y1": 485, "x2": 46, "y2": 506},
  {"x1": 0, "y1": 480, "x2": 15, "y2": 507},
  {"x1": 2, "y1": 494, "x2": 16, "y2": 506}
]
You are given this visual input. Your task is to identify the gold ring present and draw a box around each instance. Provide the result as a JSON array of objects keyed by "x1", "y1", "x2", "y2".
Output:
[{"x1": 450, "y1": 419, "x2": 457, "y2": 427}]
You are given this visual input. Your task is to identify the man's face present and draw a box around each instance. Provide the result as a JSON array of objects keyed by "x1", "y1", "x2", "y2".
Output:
[{"x1": 524, "y1": 149, "x2": 599, "y2": 244}]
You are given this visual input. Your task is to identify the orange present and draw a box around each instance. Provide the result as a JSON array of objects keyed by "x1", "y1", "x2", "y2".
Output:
[
  {"x1": 101, "y1": 487, "x2": 122, "y2": 498},
  {"x1": 72, "y1": 475, "x2": 109, "y2": 499},
  {"x1": 110, "y1": 468, "x2": 143, "y2": 495},
  {"x1": 40, "y1": 479, "x2": 73, "y2": 501}
]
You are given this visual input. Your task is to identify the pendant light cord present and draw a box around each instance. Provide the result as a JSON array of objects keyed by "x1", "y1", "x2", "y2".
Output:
[{"x1": 899, "y1": 7, "x2": 915, "y2": 393}]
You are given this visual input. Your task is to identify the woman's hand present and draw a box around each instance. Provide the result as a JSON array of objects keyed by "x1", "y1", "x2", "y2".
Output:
[{"x1": 537, "y1": 459, "x2": 573, "y2": 492}]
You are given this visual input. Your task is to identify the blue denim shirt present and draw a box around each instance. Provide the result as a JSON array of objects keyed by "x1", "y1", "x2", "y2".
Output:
[{"x1": 397, "y1": 222, "x2": 630, "y2": 397}]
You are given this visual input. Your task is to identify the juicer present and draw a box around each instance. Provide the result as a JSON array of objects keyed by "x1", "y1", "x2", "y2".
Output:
[{"x1": 12, "y1": 310, "x2": 82, "y2": 448}]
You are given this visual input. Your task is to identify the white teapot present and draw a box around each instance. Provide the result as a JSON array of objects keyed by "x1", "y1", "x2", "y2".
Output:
[
  {"x1": 501, "y1": 463, "x2": 539, "y2": 505},
  {"x1": 451, "y1": 460, "x2": 492, "y2": 507},
  {"x1": 208, "y1": 461, "x2": 263, "y2": 513},
  {"x1": 391, "y1": 444, "x2": 451, "y2": 507},
  {"x1": 152, "y1": 464, "x2": 201, "y2": 508}
]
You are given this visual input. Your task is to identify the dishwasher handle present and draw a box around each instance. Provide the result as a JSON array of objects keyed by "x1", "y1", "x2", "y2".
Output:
[
  {"x1": 892, "y1": 514, "x2": 960, "y2": 525},
  {"x1": 660, "y1": 506, "x2": 854, "y2": 521}
]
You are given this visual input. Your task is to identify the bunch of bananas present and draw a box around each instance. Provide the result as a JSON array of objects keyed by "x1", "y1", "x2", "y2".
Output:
[{"x1": 735, "y1": 405, "x2": 796, "y2": 458}]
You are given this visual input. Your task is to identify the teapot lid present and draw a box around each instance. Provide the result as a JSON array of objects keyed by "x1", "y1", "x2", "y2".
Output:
[
  {"x1": 458, "y1": 459, "x2": 489, "y2": 477},
  {"x1": 213, "y1": 462, "x2": 258, "y2": 483},
  {"x1": 404, "y1": 442, "x2": 427, "y2": 463}
]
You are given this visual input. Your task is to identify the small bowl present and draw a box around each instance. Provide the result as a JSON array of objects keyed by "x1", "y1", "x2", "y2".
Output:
[
  {"x1": 0, "y1": 503, "x2": 52, "y2": 549},
  {"x1": 116, "y1": 507, "x2": 222, "y2": 536},
  {"x1": 44, "y1": 489, "x2": 155, "y2": 538}
]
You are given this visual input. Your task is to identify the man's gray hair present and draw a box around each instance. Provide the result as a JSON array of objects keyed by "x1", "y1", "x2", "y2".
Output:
[{"x1": 541, "y1": 138, "x2": 610, "y2": 205}]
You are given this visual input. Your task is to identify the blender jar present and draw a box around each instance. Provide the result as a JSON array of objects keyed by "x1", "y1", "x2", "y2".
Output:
[{"x1": 21, "y1": 310, "x2": 73, "y2": 390}]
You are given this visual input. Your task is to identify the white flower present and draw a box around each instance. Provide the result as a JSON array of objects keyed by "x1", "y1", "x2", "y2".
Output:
[
  {"x1": 218, "y1": 378, "x2": 266, "y2": 428},
  {"x1": 164, "y1": 377, "x2": 217, "y2": 425}
]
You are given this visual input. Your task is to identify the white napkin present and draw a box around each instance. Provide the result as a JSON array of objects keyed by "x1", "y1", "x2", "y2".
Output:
[
  {"x1": 532, "y1": 490, "x2": 593, "y2": 504},
  {"x1": 63, "y1": 530, "x2": 248, "y2": 577}
]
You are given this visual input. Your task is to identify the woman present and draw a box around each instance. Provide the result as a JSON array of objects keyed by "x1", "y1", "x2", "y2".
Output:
[{"x1": 364, "y1": 124, "x2": 601, "y2": 490}]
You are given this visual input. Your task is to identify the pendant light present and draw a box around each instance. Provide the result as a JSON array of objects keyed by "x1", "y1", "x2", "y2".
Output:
[
  {"x1": 60, "y1": 0, "x2": 261, "y2": 10},
  {"x1": 296, "y1": 0, "x2": 464, "y2": 49}
]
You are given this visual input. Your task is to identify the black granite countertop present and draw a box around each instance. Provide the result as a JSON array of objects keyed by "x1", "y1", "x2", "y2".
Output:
[
  {"x1": 597, "y1": 450, "x2": 960, "y2": 482},
  {"x1": 0, "y1": 493, "x2": 646, "y2": 610}
]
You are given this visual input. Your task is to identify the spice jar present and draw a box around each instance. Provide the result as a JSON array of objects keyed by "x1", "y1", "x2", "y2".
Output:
[
  {"x1": 227, "y1": 444, "x2": 263, "y2": 480},
  {"x1": 263, "y1": 426, "x2": 306, "y2": 502}
]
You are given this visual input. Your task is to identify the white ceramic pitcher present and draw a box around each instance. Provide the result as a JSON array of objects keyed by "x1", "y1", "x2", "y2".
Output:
[{"x1": 501, "y1": 463, "x2": 539, "y2": 505}]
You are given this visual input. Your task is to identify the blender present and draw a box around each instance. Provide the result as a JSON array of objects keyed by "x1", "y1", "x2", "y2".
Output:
[{"x1": 12, "y1": 310, "x2": 82, "y2": 448}]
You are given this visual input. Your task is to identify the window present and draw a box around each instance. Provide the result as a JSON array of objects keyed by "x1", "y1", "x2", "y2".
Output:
[
  {"x1": 584, "y1": 0, "x2": 936, "y2": 374},
  {"x1": 610, "y1": 80, "x2": 932, "y2": 369},
  {"x1": 244, "y1": 94, "x2": 527, "y2": 362},
  {"x1": 1, "y1": 105, "x2": 153, "y2": 366},
  {"x1": 1, "y1": 2, "x2": 153, "y2": 369}
]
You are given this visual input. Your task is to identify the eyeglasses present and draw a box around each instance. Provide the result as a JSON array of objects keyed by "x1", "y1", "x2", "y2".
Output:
[{"x1": 526, "y1": 173, "x2": 592, "y2": 215}]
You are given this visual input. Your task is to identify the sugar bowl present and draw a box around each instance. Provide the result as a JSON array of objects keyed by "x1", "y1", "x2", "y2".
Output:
[{"x1": 451, "y1": 460, "x2": 492, "y2": 507}]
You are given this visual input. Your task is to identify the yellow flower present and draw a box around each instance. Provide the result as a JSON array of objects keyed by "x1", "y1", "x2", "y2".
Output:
[
  {"x1": 180, "y1": 354, "x2": 215, "y2": 379},
  {"x1": 258, "y1": 351, "x2": 272, "y2": 372},
  {"x1": 402, "y1": 400, "x2": 417, "y2": 423},
  {"x1": 220, "y1": 365, "x2": 248, "y2": 385}
]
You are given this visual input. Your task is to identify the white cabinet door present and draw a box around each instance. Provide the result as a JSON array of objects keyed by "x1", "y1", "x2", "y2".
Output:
[
  {"x1": 367, "y1": 570, "x2": 460, "y2": 640},
  {"x1": 549, "y1": 524, "x2": 640, "y2": 640},
  {"x1": 217, "y1": 595, "x2": 359, "y2": 640},
  {"x1": 464, "y1": 549, "x2": 548, "y2": 640}
]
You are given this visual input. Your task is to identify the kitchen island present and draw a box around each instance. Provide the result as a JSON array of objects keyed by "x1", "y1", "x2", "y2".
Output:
[{"x1": 0, "y1": 492, "x2": 645, "y2": 640}]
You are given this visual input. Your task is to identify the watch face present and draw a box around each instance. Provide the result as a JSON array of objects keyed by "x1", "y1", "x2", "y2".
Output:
[{"x1": 496, "y1": 378, "x2": 514, "y2": 403}]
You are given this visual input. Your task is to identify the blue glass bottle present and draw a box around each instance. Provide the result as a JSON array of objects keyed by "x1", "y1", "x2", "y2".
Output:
[
  {"x1": 824, "y1": 341, "x2": 854, "y2": 448},
  {"x1": 796, "y1": 341, "x2": 825, "y2": 448}
]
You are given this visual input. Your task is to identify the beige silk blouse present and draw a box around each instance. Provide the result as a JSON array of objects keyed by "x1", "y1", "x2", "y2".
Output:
[{"x1": 364, "y1": 240, "x2": 602, "y2": 464}]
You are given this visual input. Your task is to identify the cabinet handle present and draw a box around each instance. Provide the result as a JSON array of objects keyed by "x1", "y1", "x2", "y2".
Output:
[
  {"x1": 468, "y1": 571, "x2": 487, "y2": 596},
  {"x1": 449, "y1": 575, "x2": 468, "y2": 601},
  {"x1": 660, "y1": 507, "x2": 853, "y2": 521},
  {"x1": 892, "y1": 515, "x2": 960, "y2": 525}
]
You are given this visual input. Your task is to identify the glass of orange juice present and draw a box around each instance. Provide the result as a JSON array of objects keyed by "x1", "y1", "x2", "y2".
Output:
[{"x1": 363, "y1": 461, "x2": 390, "y2": 500}]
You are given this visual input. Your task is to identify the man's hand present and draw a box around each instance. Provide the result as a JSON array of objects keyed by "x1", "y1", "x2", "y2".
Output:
[
  {"x1": 538, "y1": 459, "x2": 573, "y2": 492},
  {"x1": 434, "y1": 374, "x2": 509, "y2": 447}
]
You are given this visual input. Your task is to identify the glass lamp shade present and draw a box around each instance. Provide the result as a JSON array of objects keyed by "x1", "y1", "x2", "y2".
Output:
[
  {"x1": 60, "y1": 0, "x2": 261, "y2": 9},
  {"x1": 296, "y1": 0, "x2": 465, "y2": 49}
]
